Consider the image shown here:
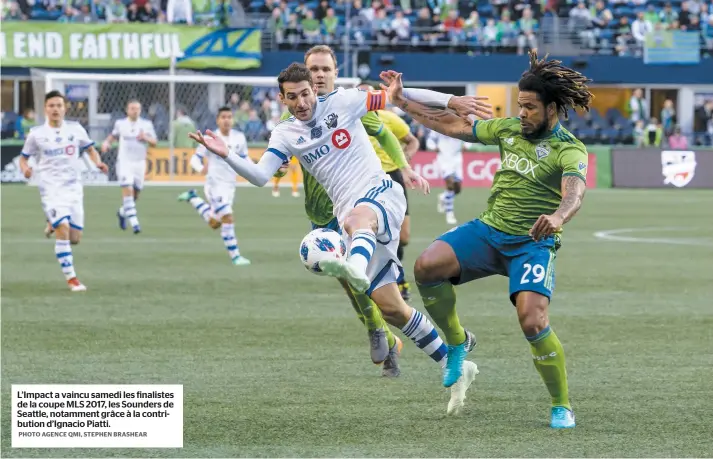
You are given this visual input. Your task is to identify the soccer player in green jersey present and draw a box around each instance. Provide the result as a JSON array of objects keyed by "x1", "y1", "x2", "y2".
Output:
[{"x1": 380, "y1": 52, "x2": 592, "y2": 428}]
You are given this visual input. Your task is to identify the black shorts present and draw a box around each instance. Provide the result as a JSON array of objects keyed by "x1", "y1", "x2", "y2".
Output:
[{"x1": 387, "y1": 169, "x2": 409, "y2": 215}]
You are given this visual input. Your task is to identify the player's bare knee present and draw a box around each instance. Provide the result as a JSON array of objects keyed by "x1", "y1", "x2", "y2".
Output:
[
  {"x1": 344, "y1": 207, "x2": 377, "y2": 235},
  {"x1": 414, "y1": 242, "x2": 458, "y2": 285},
  {"x1": 516, "y1": 294, "x2": 550, "y2": 336},
  {"x1": 221, "y1": 214, "x2": 234, "y2": 224},
  {"x1": 54, "y1": 224, "x2": 70, "y2": 240}
]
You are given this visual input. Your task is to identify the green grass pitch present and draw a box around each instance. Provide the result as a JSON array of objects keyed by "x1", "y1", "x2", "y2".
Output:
[{"x1": 2, "y1": 185, "x2": 713, "y2": 457}]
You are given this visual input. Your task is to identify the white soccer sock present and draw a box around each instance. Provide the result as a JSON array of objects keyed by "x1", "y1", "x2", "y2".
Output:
[
  {"x1": 55, "y1": 239, "x2": 76, "y2": 281},
  {"x1": 401, "y1": 309, "x2": 448, "y2": 367},
  {"x1": 221, "y1": 223, "x2": 240, "y2": 259},
  {"x1": 118, "y1": 206, "x2": 125, "y2": 217},
  {"x1": 123, "y1": 196, "x2": 139, "y2": 227},
  {"x1": 348, "y1": 229, "x2": 376, "y2": 273},
  {"x1": 189, "y1": 196, "x2": 212, "y2": 224},
  {"x1": 443, "y1": 190, "x2": 455, "y2": 213}
]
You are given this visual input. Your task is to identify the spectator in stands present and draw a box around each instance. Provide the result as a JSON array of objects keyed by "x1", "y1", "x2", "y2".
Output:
[
  {"x1": 661, "y1": 99, "x2": 676, "y2": 136},
  {"x1": 443, "y1": 9, "x2": 465, "y2": 43},
  {"x1": 464, "y1": 11, "x2": 481, "y2": 42},
  {"x1": 373, "y1": 8, "x2": 394, "y2": 44},
  {"x1": 660, "y1": 2, "x2": 678, "y2": 25},
  {"x1": 687, "y1": 0, "x2": 704, "y2": 17},
  {"x1": 172, "y1": 109, "x2": 196, "y2": 148},
  {"x1": 227, "y1": 93, "x2": 241, "y2": 113},
  {"x1": 43, "y1": 0, "x2": 61, "y2": 14},
  {"x1": 3, "y1": 1, "x2": 26, "y2": 19},
  {"x1": 301, "y1": 10, "x2": 321, "y2": 43},
  {"x1": 284, "y1": 13, "x2": 301, "y2": 45},
  {"x1": 74, "y1": 4, "x2": 92, "y2": 22},
  {"x1": 106, "y1": 0, "x2": 128, "y2": 22},
  {"x1": 244, "y1": 109, "x2": 265, "y2": 141},
  {"x1": 497, "y1": 11, "x2": 519, "y2": 47},
  {"x1": 482, "y1": 17, "x2": 499, "y2": 51},
  {"x1": 323, "y1": 8, "x2": 338, "y2": 43},
  {"x1": 633, "y1": 119, "x2": 645, "y2": 146},
  {"x1": 631, "y1": 11, "x2": 653, "y2": 51},
  {"x1": 569, "y1": 1, "x2": 595, "y2": 48},
  {"x1": 58, "y1": 5, "x2": 77, "y2": 22},
  {"x1": 643, "y1": 118, "x2": 663, "y2": 146},
  {"x1": 167, "y1": 0, "x2": 193, "y2": 23},
  {"x1": 266, "y1": 113, "x2": 281, "y2": 132},
  {"x1": 517, "y1": 6, "x2": 537, "y2": 54},
  {"x1": 679, "y1": 1, "x2": 692, "y2": 28},
  {"x1": 668, "y1": 126, "x2": 689, "y2": 149},
  {"x1": 315, "y1": 0, "x2": 328, "y2": 21},
  {"x1": 414, "y1": 7, "x2": 437, "y2": 45},
  {"x1": 391, "y1": 10, "x2": 411, "y2": 42},
  {"x1": 269, "y1": 7, "x2": 285, "y2": 42},
  {"x1": 687, "y1": 15, "x2": 702, "y2": 32},
  {"x1": 629, "y1": 88, "x2": 649, "y2": 123},
  {"x1": 14, "y1": 108, "x2": 36, "y2": 140},
  {"x1": 233, "y1": 101, "x2": 250, "y2": 129}
]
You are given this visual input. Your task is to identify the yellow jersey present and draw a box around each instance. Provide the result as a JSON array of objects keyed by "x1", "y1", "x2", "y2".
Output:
[{"x1": 369, "y1": 110, "x2": 411, "y2": 173}]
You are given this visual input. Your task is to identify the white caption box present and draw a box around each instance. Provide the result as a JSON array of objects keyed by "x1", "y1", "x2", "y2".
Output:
[{"x1": 11, "y1": 384, "x2": 183, "y2": 448}]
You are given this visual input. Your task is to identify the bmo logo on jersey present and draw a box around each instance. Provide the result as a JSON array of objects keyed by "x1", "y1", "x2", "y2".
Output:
[
  {"x1": 331, "y1": 129, "x2": 351, "y2": 149},
  {"x1": 302, "y1": 145, "x2": 331, "y2": 164},
  {"x1": 45, "y1": 145, "x2": 77, "y2": 157}
]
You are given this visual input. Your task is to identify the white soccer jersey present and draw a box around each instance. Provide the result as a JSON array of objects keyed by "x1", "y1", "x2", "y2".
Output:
[
  {"x1": 428, "y1": 130, "x2": 464, "y2": 159},
  {"x1": 111, "y1": 117, "x2": 156, "y2": 162},
  {"x1": 196, "y1": 129, "x2": 248, "y2": 186},
  {"x1": 266, "y1": 87, "x2": 388, "y2": 221},
  {"x1": 21, "y1": 121, "x2": 94, "y2": 189}
]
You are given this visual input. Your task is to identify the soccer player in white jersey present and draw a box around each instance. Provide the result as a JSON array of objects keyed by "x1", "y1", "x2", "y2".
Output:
[
  {"x1": 177, "y1": 107, "x2": 251, "y2": 266},
  {"x1": 19, "y1": 90, "x2": 108, "y2": 292},
  {"x1": 189, "y1": 63, "x2": 484, "y2": 414},
  {"x1": 101, "y1": 100, "x2": 157, "y2": 234},
  {"x1": 427, "y1": 130, "x2": 465, "y2": 225}
]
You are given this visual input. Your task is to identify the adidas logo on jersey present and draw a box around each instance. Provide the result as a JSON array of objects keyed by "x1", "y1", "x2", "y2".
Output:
[
  {"x1": 504, "y1": 137, "x2": 514, "y2": 145},
  {"x1": 296, "y1": 136, "x2": 306, "y2": 145}
]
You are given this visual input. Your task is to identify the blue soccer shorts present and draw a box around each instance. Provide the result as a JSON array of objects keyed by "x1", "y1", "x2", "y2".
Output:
[{"x1": 437, "y1": 219, "x2": 560, "y2": 304}]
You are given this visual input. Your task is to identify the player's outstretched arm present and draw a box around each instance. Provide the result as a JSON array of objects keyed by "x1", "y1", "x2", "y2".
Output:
[
  {"x1": 529, "y1": 176, "x2": 586, "y2": 240},
  {"x1": 381, "y1": 72, "x2": 478, "y2": 142},
  {"x1": 188, "y1": 130, "x2": 283, "y2": 187}
]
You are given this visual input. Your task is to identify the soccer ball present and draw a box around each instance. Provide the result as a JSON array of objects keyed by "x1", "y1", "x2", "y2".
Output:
[{"x1": 299, "y1": 228, "x2": 347, "y2": 275}]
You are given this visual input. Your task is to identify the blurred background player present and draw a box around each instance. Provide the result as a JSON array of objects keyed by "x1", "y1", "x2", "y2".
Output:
[
  {"x1": 271, "y1": 155, "x2": 300, "y2": 198},
  {"x1": 358, "y1": 82, "x2": 420, "y2": 300},
  {"x1": 101, "y1": 100, "x2": 157, "y2": 234},
  {"x1": 19, "y1": 90, "x2": 108, "y2": 292},
  {"x1": 299, "y1": 45, "x2": 413, "y2": 375},
  {"x1": 177, "y1": 107, "x2": 251, "y2": 266},
  {"x1": 382, "y1": 51, "x2": 591, "y2": 428},
  {"x1": 427, "y1": 130, "x2": 465, "y2": 225}
]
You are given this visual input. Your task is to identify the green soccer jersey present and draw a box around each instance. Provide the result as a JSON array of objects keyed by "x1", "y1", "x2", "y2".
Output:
[
  {"x1": 278, "y1": 109, "x2": 385, "y2": 226},
  {"x1": 472, "y1": 117, "x2": 588, "y2": 236}
]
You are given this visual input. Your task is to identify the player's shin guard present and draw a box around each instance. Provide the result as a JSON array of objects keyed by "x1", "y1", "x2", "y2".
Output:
[
  {"x1": 55, "y1": 239, "x2": 76, "y2": 281},
  {"x1": 526, "y1": 326, "x2": 571, "y2": 410},
  {"x1": 401, "y1": 309, "x2": 447, "y2": 366},
  {"x1": 443, "y1": 190, "x2": 455, "y2": 213},
  {"x1": 189, "y1": 196, "x2": 213, "y2": 224},
  {"x1": 123, "y1": 196, "x2": 139, "y2": 228},
  {"x1": 348, "y1": 229, "x2": 376, "y2": 274},
  {"x1": 221, "y1": 223, "x2": 241, "y2": 260},
  {"x1": 418, "y1": 281, "x2": 466, "y2": 345}
]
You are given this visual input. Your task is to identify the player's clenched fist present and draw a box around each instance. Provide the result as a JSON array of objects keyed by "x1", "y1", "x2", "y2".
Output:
[
  {"x1": 529, "y1": 214, "x2": 563, "y2": 241},
  {"x1": 23, "y1": 167, "x2": 33, "y2": 179},
  {"x1": 188, "y1": 130, "x2": 229, "y2": 159}
]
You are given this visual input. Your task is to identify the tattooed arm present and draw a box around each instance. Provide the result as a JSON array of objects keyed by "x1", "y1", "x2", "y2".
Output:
[
  {"x1": 529, "y1": 176, "x2": 586, "y2": 240},
  {"x1": 396, "y1": 97, "x2": 477, "y2": 142}
]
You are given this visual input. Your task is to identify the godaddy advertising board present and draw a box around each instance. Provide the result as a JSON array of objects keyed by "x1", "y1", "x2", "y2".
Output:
[{"x1": 0, "y1": 22, "x2": 261, "y2": 69}]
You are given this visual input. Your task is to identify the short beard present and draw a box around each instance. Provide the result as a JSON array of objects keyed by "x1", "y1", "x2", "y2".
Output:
[{"x1": 523, "y1": 118, "x2": 550, "y2": 140}]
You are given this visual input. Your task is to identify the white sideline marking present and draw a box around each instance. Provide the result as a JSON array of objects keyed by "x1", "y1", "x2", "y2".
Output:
[{"x1": 593, "y1": 227, "x2": 713, "y2": 247}]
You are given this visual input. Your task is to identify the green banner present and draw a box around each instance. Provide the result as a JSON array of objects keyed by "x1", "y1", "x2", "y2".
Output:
[{"x1": 0, "y1": 22, "x2": 261, "y2": 69}]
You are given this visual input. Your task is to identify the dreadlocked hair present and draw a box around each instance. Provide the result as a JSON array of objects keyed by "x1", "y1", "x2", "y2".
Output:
[{"x1": 518, "y1": 50, "x2": 594, "y2": 120}]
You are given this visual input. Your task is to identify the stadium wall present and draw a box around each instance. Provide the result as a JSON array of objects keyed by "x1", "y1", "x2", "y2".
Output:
[{"x1": 3, "y1": 52, "x2": 713, "y2": 84}]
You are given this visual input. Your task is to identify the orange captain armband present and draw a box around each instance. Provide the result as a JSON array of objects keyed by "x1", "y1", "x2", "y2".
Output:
[{"x1": 366, "y1": 90, "x2": 387, "y2": 112}]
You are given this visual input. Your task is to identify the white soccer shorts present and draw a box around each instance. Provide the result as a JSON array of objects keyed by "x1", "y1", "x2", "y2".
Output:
[
  {"x1": 438, "y1": 153, "x2": 463, "y2": 182},
  {"x1": 204, "y1": 182, "x2": 236, "y2": 219},
  {"x1": 117, "y1": 159, "x2": 147, "y2": 190},
  {"x1": 348, "y1": 176, "x2": 407, "y2": 296},
  {"x1": 40, "y1": 184, "x2": 85, "y2": 230}
]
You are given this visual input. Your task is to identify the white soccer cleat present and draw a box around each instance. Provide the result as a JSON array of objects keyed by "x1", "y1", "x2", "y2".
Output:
[
  {"x1": 292, "y1": 191, "x2": 300, "y2": 198},
  {"x1": 319, "y1": 259, "x2": 371, "y2": 293},
  {"x1": 446, "y1": 211, "x2": 458, "y2": 225},
  {"x1": 437, "y1": 193, "x2": 445, "y2": 214},
  {"x1": 67, "y1": 278, "x2": 87, "y2": 292},
  {"x1": 272, "y1": 189, "x2": 280, "y2": 198},
  {"x1": 447, "y1": 360, "x2": 479, "y2": 416}
]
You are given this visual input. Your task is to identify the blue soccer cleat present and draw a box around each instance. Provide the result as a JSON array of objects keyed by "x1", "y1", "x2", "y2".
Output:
[
  {"x1": 117, "y1": 210, "x2": 126, "y2": 230},
  {"x1": 132, "y1": 225, "x2": 141, "y2": 234},
  {"x1": 550, "y1": 406, "x2": 576, "y2": 429},
  {"x1": 443, "y1": 329, "x2": 476, "y2": 388},
  {"x1": 177, "y1": 189, "x2": 197, "y2": 202}
]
